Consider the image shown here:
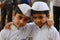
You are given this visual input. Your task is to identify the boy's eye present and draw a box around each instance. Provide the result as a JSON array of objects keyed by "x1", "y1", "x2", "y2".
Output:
[
  {"x1": 18, "y1": 16, "x2": 29, "y2": 21},
  {"x1": 32, "y1": 16, "x2": 44, "y2": 19},
  {"x1": 19, "y1": 16, "x2": 23, "y2": 19},
  {"x1": 32, "y1": 16, "x2": 37, "y2": 19},
  {"x1": 38, "y1": 16, "x2": 44, "y2": 19},
  {"x1": 24, "y1": 18, "x2": 29, "y2": 21}
]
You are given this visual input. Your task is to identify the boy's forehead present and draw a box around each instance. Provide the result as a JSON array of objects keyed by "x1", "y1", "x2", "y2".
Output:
[
  {"x1": 32, "y1": 13, "x2": 46, "y2": 15},
  {"x1": 32, "y1": 13, "x2": 47, "y2": 17},
  {"x1": 16, "y1": 13, "x2": 29, "y2": 18}
]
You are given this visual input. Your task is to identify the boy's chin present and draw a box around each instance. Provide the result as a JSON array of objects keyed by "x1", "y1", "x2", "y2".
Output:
[
  {"x1": 17, "y1": 26, "x2": 23, "y2": 28},
  {"x1": 17, "y1": 25, "x2": 24, "y2": 28},
  {"x1": 38, "y1": 25, "x2": 43, "y2": 28},
  {"x1": 37, "y1": 24, "x2": 45, "y2": 28}
]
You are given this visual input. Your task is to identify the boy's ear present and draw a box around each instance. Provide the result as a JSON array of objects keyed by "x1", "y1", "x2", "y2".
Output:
[{"x1": 12, "y1": 12, "x2": 16, "y2": 18}]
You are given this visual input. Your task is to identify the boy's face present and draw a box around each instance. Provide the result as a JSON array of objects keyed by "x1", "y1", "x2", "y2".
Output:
[
  {"x1": 13, "y1": 13, "x2": 29, "y2": 28},
  {"x1": 32, "y1": 13, "x2": 49, "y2": 28}
]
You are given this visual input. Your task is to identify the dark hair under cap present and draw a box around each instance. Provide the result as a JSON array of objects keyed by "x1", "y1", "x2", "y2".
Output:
[
  {"x1": 31, "y1": 9, "x2": 49, "y2": 16},
  {"x1": 15, "y1": 6, "x2": 22, "y2": 14}
]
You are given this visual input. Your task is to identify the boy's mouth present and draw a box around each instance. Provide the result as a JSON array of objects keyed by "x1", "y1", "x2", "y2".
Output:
[{"x1": 36, "y1": 21, "x2": 47, "y2": 28}]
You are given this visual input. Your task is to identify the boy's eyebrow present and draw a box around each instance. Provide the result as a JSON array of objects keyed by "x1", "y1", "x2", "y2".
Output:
[
  {"x1": 32, "y1": 15, "x2": 47, "y2": 18},
  {"x1": 19, "y1": 16, "x2": 23, "y2": 17},
  {"x1": 19, "y1": 15, "x2": 29, "y2": 19}
]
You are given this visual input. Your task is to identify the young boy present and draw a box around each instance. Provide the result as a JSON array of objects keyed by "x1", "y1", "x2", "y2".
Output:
[
  {"x1": 30, "y1": 1, "x2": 60, "y2": 40},
  {"x1": 0, "y1": 4, "x2": 32, "y2": 40}
]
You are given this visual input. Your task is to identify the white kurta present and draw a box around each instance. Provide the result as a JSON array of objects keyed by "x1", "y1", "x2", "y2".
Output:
[
  {"x1": 0, "y1": 23, "x2": 32, "y2": 40},
  {"x1": 31, "y1": 23, "x2": 60, "y2": 40},
  {"x1": 0, "y1": 22, "x2": 60, "y2": 40}
]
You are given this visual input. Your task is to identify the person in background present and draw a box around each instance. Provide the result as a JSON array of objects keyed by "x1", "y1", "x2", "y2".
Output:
[
  {"x1": 1, "y1": 0, "x2": 13, "y2": 29},
  {"x1": 52, "y1": 0, "x2": 60, "y2": 31},
  {"x1": 30, "y1": 0, "x2": 50, "y2": 7},
  {"x1": 20, "y1": 0, "x2": 30, "y2": 5},
  {"x1": 13, "y1": 0, "x2": 31, "y2": 11}
]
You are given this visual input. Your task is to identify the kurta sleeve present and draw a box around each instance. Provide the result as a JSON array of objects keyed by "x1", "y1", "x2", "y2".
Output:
[
  {"x1": 50, "y1": 26, "x2": 60, "y2": 40},
  {"x1": 54, "y1": 31, "x2": 60, "y2": 40},
  {"x1": 0, "y1": 29, "x2": 10, "y2": 40}
]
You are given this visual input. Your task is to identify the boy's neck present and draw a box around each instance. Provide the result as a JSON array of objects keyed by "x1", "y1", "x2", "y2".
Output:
[
  {"x1": 39, "y1": 21, "x2": 47, "y2": 28},
  {"x1": 39, "y1": 24, "x2": 44, "y2": 28}
]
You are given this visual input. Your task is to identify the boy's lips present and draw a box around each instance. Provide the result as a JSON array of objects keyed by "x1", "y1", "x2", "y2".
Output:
[{"x1": 18, "y1": 24, "x2": 25, "y2": 27}]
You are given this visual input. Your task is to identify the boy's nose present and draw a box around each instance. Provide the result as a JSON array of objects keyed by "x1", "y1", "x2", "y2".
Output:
[
  {"x1": 36, "y1": 18, "x2": 40, "y2": 22},
  {"x1": 20, "y1": 20, "x2": 24, "y2": 23}
]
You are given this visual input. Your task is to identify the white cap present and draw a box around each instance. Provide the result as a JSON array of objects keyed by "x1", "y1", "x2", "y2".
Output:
[
  {"x1": 32, "y1": 1, "x2": 49, "y2": 11},
  {"x1": 18, "y1": 4, "x2": 31, "y2": 17}
]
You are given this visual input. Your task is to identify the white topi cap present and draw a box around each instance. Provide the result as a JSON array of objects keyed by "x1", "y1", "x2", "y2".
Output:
[
  {"x1": 32, "y1": 1, "x2": 49, "y2": 11},
  {"x1": 18, "y1": 4, "x2": 31, "y2": 17}
]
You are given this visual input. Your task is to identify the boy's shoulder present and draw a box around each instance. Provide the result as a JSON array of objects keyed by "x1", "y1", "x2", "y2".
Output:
[
  {"x1": 0, "y1": 28, "x2": 10, "y2": 37},
  {"x1": 24, "y1": 22, "x2": 36, "y2": 30},
  {"x1": 0, "y1": 28, "x2": 10, "y2": 33},
  {"x1": 26, "y1": 22, "x2": 36, "y2": 28},
  {"x1": 49, "y1": 25, "x2": 59, "y2": 34},
  {"x1": 27, "y1": 22, "x2": 35, "y2": 26},
  {"x1": 0, "y1": 22, "x2": 13, "y2": 35}
]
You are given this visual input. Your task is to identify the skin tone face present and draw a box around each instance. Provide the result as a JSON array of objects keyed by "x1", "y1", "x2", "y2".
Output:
[
  {"x1": 32, "y1": 13, "x2": 49, "y2": 28},
  {"x1": 13, "y1": 13, "x2": 29, "y2": 29},
  {"x1": 4, "y1": 12, "x2": 53, "y2": 30}
]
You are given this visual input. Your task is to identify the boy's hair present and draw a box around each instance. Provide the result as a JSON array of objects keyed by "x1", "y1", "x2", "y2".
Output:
[
  {"x1": 14, "y1": 6, "x2": 22, "y2": 15},
  {"x1": 31, "y1": 10, "x2": 49, "y2": 16}
]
